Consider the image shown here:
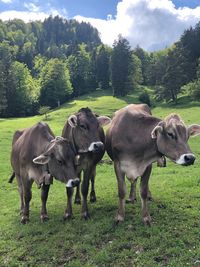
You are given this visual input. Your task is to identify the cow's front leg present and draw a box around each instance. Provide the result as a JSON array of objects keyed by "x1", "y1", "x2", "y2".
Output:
[
  {"x1": 81, "y1": 170, "x2": 90, "y2": 219},
  {"x1": 140, "y1": 165, "x2": 152, "y2": 226},
  {"x1": 126, "y1": 179, "x2": 137, "y2": 203},
  {"x1": 74, "y1": 172, "x2": 81, "y2": 204},
  {"x1": 21, "y1": 180, "x2": 32, "y2": 224},
  {"x1": 90, "y1": 167, "x2": 96, "y2": 203},
  {"x1": 114, "y1": 161, "x2": 126, "y2": 223},
  {"x1": 64, "y1": 187, "x2": 74, "y2": 220},
  {"x1": 40, "y1": 184, "x2": 50, "y2": 222}
]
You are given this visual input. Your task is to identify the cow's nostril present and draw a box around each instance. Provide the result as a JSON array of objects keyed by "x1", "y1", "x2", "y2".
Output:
[
  {"x1": 66, "y1": 178, "x2": 80, "y2": 188},
  {"x1": 71, "y1": 178, "x2": 80, "y2": 187},
  {"x1": 94, "y1": 143, "x2": 98, "y2": 149},
  {"x1": 184, "y1": 154, "x2": 195, "y2": 165}
]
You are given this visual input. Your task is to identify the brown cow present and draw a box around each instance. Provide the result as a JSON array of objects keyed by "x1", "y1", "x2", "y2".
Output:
[
  {"x1": 106, "y1": 104, "x2": 200, "y2": 225},
  {"x1": 10, "y1": 122, "x2": 79, "y2": 224},
  {"x1": 62, "y1": 107, "x2": 111, "y2": 219}
]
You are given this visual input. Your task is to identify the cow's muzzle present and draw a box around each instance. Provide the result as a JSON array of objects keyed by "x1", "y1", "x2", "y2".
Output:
[
  {"x1": 66, "y1": 178, "x2": 80, "y2": 188},
  {"x1": 176, "y1": 153, "x2": 196, "y2": 166},
  {"x1": 88, "y1": 141, "x2": 104, "y2": 153}
]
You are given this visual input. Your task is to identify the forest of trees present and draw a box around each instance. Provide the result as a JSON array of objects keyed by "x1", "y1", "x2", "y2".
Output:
[{"x1": 0, "y1": 16, "x2": 200, "y2": 117}]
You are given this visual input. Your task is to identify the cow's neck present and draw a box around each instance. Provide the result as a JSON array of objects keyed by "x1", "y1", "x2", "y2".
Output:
[{"x1": 70, "y1": 127, "x2": 79, "y2": 155}]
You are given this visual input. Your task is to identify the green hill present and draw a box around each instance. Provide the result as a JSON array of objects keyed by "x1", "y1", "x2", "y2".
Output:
[{"x1": 1, "y1": 90, "x2": 200, "y2": 266}]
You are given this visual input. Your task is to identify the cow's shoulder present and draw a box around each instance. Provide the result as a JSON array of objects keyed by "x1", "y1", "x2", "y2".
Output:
[
  {"x1": 29, "y1": 122, "x2": 54, "y2": 140},
  {"x1": 12, "y1": 129, "x2": 25, "y2": 146}
]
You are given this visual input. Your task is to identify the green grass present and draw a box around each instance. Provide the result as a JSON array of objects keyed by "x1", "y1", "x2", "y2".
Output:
[{"x1": 1, "y1": 89, "x2": 200, "y2": 267}]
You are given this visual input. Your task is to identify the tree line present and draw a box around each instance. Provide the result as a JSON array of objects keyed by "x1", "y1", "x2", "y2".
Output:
[{"x1": 0, "y1": 16, "x2": 200, "y2": 117}]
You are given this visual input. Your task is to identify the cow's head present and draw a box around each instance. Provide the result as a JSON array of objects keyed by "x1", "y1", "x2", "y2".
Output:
[
  {"x1": 33, "y1": 137, "x2": 80, "y2": 187},
  {"x1": 68, "y1": 107, "x2": 111, "y2": 154},
  {"x1": 151, "y1": 114, "x2": 200, "y2": 166}
]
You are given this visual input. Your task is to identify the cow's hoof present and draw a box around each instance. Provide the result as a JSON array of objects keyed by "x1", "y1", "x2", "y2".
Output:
[
  {"x1": 74, "y1": 199, "x2": 81, "y2": 205},
  {"x1": 126, "y1": 198, "x2": 136, "y2": 204},
  {"x1": 142, "y1": 216, "x2": 152, "y2": 226},
  {"x1": 115, "y1": 214, "x2": 124, "y2": 225},
  {"x1": 90, "y1": 196, "x2": 96, "y2": 203},
  {"x1": 40, "y1": 214, "x2": 49, "y2": 222},
  {"x1": 21, "y1": 216, "x2": 29, "y2": 224},
  {"x1": 82, "y1": 212, "x2": 90, "y2": 220},
  {"x1": 63, "y1": 213, "x2": 73, "y2": 221}
]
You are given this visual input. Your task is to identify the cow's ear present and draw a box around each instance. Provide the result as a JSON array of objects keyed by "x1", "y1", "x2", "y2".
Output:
[
  {"x1": 151, "y1": 122, "x2": 163, "y2": 139},
  {"x1": 98, "y1": 116, "x2": 111, "y2": 126},
  {"x1": 188, "y1": 124, "x2": 200, "y2": 137},
  {"x1": 68, "y1": 115, "x2": 77, "y2": 128},
  {"x1": 33, "y1": 154, "x2": 50, "y2": 165}
]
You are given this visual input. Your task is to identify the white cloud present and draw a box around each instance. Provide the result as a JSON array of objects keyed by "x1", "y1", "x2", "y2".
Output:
[
  {"x1": 0, "y1": 0, "x2": 13, "y2": 3},
  {"x1": 24, "y1": 2, "x2": 40, "y2": 12},
  {"x1": 74, "y1": 0, "x2": 200, "y2": 51},
  {"x1": 0, "y1": 9, "x2": 62, "y2": 22}
]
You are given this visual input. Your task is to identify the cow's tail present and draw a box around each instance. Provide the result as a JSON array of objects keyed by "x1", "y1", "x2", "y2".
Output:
[{"x1": 8, "y1": 172, "x2": 15, "y2": 183}]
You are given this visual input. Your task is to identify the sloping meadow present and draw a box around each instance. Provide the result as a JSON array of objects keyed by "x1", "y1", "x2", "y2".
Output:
[{"x1": 1, "y1": 90, "x2": 200, "y2": 266}]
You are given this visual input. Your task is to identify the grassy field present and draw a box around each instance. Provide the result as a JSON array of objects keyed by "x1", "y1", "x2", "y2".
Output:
[{"x1": 1, "y1": 90, "x2": 200, "y2": 267}]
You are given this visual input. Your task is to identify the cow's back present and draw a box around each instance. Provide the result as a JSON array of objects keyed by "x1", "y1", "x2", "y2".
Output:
[{"x1": 106, "y1": 104, "x2": 159, "y2": 160}]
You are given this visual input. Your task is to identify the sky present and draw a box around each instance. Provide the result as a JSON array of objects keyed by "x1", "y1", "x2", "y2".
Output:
[{"x1": 0, "y1": 0, "x2": 200, "y2": 51}]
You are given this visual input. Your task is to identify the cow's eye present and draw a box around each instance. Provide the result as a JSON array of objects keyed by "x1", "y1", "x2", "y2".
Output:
[
  {"x1": 57, "y1": 159, "x2": 63, "y2": 165},
  {"x1": 167, "y1": 132, "x2": 174, "y2": 139},
  {"x1": 79, "y1": 124, "x2": 86, "y2": 130}
]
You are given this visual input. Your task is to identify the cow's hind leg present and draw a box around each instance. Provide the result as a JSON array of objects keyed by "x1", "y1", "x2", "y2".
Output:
[
  {"x1": 21, "y1": 179, "x2": 33, "y2": 224},
  {"x1": 64, "y1": 187, "x2": 73, "y2": 220},
  {"x1": 16, "y1": 175, "x2": 24, "y2": 215},
  {"x1": 90, "y1": 167, "x2": 96, "y2": 203},
  {"x1": 114, "y1": 160, "x2": 126, "y2": 223},
  {"x1": 126, "y1": 179, "x2": 137, "y2": 204},
  {"x1": 40, "y1": 184, "x2": 50, "y2": 222},
  {"x1": 140, "y1": 164, "x2": 152, "y2": 226}
]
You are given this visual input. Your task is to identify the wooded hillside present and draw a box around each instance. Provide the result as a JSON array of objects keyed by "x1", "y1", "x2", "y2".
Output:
[{"x1": 0, "y1": 16, "x2": 200, "y2": 117}]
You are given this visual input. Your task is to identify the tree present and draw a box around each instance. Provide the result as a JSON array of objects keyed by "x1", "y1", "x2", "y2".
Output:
[
  {"x1": 6, "y1": 61, "x2": 39, "y2": 116},
  {"x1": 68, "y1": 44, "x2": 92, "y2": 96},
  {"x1": 111, "y1": 35, "x2": 133, "y2": 97},
  {"x1": 0, "y1": 41, "x2": 14, "y2": 116},
  {"x1": 133, "y1": 46, "x2": 150, "y2": 85},
  {"x1": 39, "y1": 106, "x2": 51, "y2": 120},
  {"x1": 96, "y1": 45, "x2": 110, "y2": 90},
  {"x1": 162, "y1": 44, "x2": 188, "y2": 102},
  {"x1": 131, "y1": 53, "x2": 143, "y2": 86},
  {"x1": 39, "y1": 58, "x2": 72, "y2": 107}
]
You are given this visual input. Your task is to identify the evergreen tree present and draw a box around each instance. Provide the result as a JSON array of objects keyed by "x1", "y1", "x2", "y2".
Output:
[
  {"x1": 133, "y1": 46, "x2": 150, "y2": 85},
  {"x1": 0, "y1": 41, "x2": 13, "y2": 116},
  {"x1": 161, "y1": 43, "x2": 188, "y2": 102},
  {"x1": 96, "y1": 45, "x2": 110, "y2": 90},
  {"x1": 111, "y1": 35, "x2": 133, "y2": 97},
  {"x1": 68, "y1": 44, "x2": 91, "y2": 96}
]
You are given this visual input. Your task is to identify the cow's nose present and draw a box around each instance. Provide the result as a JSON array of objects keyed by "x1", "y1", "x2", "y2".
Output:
[
  {"x1": 88, "y1": 142, "x2": 104, "y2": 152},
  {"x1": 66, "y1": 178, "x2": 80, "y2": 188},
  {"x1": 184, "y1": 154, "x2": 195, "y2": 166},
  {"x1": 71, "y1": 178, "x2": 80, "y2": 187}
]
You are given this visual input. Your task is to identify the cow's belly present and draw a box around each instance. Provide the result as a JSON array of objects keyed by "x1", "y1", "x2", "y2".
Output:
[{"x1": 120, "y1": 160, "x2": 147, "y2": 180}]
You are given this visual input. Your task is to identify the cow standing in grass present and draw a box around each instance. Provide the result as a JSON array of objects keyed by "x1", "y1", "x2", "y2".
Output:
[
  {"x1": 106, "y1": 104, "x2": 200, "y2": 225},
  {"x1": 9, "y1": 122, "x2": 80, "y2": 224},
  {"x1": 62, "y1": 108, "x2": 111, "y2": 219}
]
